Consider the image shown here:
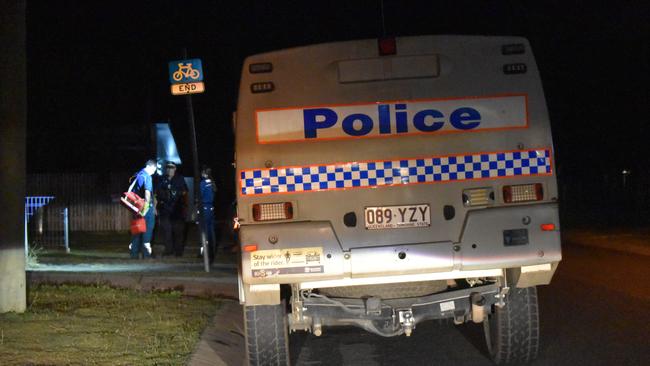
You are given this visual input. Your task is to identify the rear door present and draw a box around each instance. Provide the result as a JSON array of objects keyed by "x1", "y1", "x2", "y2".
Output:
[{"x1": 236, "y1": 35, "x2": 556, "y2": 251}]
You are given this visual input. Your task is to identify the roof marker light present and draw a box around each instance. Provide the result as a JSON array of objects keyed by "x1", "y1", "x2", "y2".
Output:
[
  {"x1": 502, "y1": 43, "x2": 525, "y2": 55},
  {"x1": 250, "y1": 82, "x2": 274, "y2": 93},
  {"x1": 249, "y1": 62, "x2": 273, "y2": 74},
  {"x1": 503, "y1": 63, "x2": 527, "y2": 74}
]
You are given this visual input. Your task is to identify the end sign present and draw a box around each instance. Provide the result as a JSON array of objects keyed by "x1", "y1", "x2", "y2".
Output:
[{"x1": 168, "y1": 58, "x2": 205, "y2": 95}]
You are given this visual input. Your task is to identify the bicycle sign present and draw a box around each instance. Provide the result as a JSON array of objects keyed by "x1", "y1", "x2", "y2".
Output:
[
  {"x1": 168, "y1": 58, "x2": 205, "y2": 95},
  {"x1": 169, "y1": 59, "x2": 203, "y2": 83}
]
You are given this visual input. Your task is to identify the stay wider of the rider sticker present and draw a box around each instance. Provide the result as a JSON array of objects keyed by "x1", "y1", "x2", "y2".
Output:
[{"x1": 250, "y1": 247, "x2": 324, "y2": 278}]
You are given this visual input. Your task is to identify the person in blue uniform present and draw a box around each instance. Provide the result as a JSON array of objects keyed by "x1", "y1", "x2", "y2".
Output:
[
  {"x1": 199, "y1": 165, "x2": 217, "y2": 263},
  {"x1": 130, "y1": 159, "x2": 157, "y2": 259},
  {"x1": 156, "y1": 162, "x2": 188, "y2": 257}
]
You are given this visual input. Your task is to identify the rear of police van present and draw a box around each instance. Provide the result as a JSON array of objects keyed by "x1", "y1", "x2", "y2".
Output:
[{"x1": 236, "y1": 36, "x2": 561, "y2": 365}]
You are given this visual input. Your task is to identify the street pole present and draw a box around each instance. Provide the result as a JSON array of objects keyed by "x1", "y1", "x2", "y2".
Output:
[
  {"x1": 24, "y1": 213, "x2": 28, "y2": 264},
  {"x1": 0, "y1": 0, "x2": 27, "y2": 313},
  {"x1": 182, "y1": 48, "x2": 210, "y2": 273}
]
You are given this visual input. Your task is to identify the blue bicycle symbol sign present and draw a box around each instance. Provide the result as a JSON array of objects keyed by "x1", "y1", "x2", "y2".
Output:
[
  {"x1": 173, "y1": 63, "x2": 200, "y2": 81},
  {"x1": 168, "y1": 59, "x2": 203, "y2": 84}
]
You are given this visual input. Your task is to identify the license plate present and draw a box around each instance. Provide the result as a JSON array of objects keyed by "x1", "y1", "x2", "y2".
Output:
[{"x1": 364, "y1": 204, "x2": 430, "y2": 230}]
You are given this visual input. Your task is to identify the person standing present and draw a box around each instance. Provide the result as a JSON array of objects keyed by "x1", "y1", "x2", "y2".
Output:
[
  {"x1": 130, "y1": 159, "x2": 157, "y2": 259},
  {"x1": 199, "y1": 165, "x2": 217, "y2": 263},
  {"x1": 156, "y1": 162, "x2": 188, "y2": 257}
]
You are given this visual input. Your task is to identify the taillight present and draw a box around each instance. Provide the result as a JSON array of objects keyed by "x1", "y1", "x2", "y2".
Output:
[
  {"x1": 503, "y1": 183, "x2": 543, "y2": 203},
  {"x1": 252, "y1": 202, "x2": 293, "y2": 221}
]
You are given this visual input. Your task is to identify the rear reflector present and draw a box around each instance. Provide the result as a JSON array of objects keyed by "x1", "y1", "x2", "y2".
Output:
[
  {"x1": 540, "y1": 223, "x2": 556, "y2": 231},
  {"x1": 503, "y1": 183, "x2": 543, "y2": 203},
  {"x1": 252, "y1": 202, "x2": 293, "y2": 221},
  {"x1": 243, "y1": 244, "x2": 258, "y2": 252},
  {"x1": 378, "y1": 37, "x2": 396, "y2": 56}
]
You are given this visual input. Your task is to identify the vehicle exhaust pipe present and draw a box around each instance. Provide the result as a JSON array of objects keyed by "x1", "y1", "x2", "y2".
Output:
[
  {"x1": 312, "y1": 318, "x2": 322, "y2": 336},
  {"x1": 471, "y1": 293, "x2": 486, "y2": 323}
]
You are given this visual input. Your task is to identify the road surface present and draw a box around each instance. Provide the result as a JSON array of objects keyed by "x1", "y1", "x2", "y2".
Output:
[{"x1": 289, "y1": 244, "x2": 650, "y2": 365}]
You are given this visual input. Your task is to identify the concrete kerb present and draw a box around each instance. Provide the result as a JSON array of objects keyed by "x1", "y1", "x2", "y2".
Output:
[{"x1": 189, "y1": 300, "x2": 246, "y2": 366}]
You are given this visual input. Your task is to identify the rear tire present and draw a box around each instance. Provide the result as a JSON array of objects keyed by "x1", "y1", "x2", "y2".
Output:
[
  {"x1": 483, "y1": 286, "x2": 540, "y2": 364},
  {"x1": 244, "y1": 302, "x2": 290, "y2": 366}
]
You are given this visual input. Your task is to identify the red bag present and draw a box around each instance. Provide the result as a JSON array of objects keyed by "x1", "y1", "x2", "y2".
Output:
[
  {"x1": 130, "y1": 217, "x2": 147, "y2": 235},
  {"x1": 120, "y1": 175, "x2": 146, "y2": 215},
  {"x1": 121, "y1": 191, "x2": 145, "y2": 214}
]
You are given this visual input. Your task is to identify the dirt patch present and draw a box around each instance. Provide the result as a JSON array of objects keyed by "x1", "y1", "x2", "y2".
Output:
[{"x1": 0, "y1": 284, "x2": 220, "y2": 365}]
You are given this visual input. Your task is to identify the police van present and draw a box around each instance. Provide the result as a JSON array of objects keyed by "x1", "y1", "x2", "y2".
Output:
[{"x1": 235, "y1": 35, "x2": 561, "y2": 365}]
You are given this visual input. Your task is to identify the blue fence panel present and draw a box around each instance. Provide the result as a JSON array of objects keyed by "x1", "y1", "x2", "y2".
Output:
[{"x1": 25, "y1": 196, "x2": 55, "y2": 221}]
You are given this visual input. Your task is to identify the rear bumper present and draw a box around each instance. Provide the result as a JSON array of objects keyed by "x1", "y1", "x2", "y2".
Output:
[{"x1": 240, "y1": 202, "x2": 561, "y2": 287}]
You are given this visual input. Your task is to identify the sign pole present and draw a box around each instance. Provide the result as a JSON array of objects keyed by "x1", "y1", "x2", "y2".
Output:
[
  {"x1": 181, "y1": 48, "x2": 210, "y2": 273},
  {"x1": 0, "y1": 0, "x2": 27, "y2": 313}
]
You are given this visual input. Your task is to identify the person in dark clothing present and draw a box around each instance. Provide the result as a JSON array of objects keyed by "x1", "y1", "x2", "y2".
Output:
[
  {"x1": 156, "y1": 162, "x2": 188, "y2": 257},
  {"x1": 130, "y1": 159, "x2": 157, "y2": 259},
  {"x1": 199, "y1": 165, "x2": 217, "y2": 263}
]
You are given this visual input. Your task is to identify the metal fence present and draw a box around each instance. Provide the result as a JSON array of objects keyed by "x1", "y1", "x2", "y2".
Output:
[
  {"x1": 25, "y1": 196, "x2": 69, "y2": 251},
  {"x1": 27, "y1": 173, "x2": 133, "y2": 232}
]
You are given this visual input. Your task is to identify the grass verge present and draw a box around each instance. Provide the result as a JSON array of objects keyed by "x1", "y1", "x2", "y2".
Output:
[{"x1": 0, "y1": 284, "x2": 220, "y2": 365}]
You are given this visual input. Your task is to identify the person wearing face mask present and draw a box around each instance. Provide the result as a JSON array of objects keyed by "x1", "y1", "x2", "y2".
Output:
[{"x1": 129, "y1": 159, "x2": 157, "y2": 259}]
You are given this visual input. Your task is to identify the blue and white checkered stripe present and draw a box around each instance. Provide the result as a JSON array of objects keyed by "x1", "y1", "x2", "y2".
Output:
[{"x1": 240, "y1": 149, "x2": 551, "y2": 196}]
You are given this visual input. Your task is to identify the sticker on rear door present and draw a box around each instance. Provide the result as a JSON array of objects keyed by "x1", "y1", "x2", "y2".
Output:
[
  {"x1": 255, "y1": 94, "x2": 528, "y2": 143},
  {"x1": 365, "y1": 204, "x2": 430, "y2": 229},
  {"x1": 251, "y1": 247, "x2": 324, "y2": 278}
]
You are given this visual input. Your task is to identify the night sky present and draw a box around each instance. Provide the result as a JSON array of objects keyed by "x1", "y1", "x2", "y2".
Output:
[{"x1": 25, "y1": 1, "x2": 649, "y2": 219}]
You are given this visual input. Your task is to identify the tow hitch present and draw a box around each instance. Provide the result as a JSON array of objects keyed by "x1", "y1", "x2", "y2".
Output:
[
  {"x1": 290, "y1": 284, "x2": 500, "y2": 337},
  {"x1": 398, "y1": 309, "x2": 415, "y2": 336}
]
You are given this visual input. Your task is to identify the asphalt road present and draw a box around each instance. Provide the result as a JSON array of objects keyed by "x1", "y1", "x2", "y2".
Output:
[{"x1": 289, "y1": 244, "x2": 650, "y2": 365}]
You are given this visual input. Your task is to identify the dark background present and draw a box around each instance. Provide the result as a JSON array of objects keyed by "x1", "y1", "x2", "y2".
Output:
[{"x1": 25, "y1": 1, "x2": 650, "y2": 225}]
